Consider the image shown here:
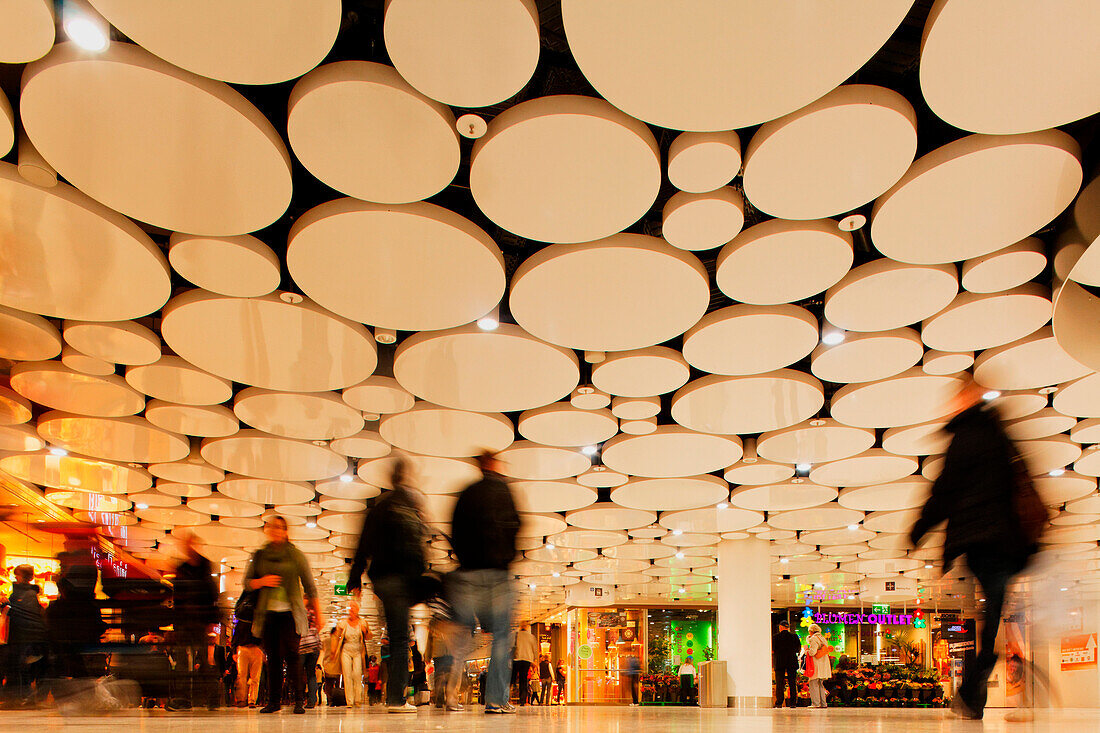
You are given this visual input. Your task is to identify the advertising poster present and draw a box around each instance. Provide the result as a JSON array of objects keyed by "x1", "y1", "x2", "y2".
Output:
[{"x1": 1060, "y1": 634, "x2": 1098, "y2": 671}]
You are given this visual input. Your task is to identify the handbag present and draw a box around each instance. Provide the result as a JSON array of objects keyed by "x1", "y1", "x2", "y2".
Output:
[{"x1": 234, "y1": 589, "x2": 258, "y2": 622}]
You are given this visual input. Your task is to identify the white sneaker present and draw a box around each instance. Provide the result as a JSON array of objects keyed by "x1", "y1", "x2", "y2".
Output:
[{"x1": 388, "y1": 702, "x2": 417, "y2": 713}]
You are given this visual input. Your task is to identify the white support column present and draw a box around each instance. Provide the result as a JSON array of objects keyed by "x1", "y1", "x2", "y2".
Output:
[{"x1": 717, "y1": 537, "x2": 773, "y2": 709}]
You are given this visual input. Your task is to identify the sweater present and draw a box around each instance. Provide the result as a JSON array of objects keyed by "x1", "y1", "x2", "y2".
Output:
[{"x1": 243, "y1": 541, "x2": 317, "y2": 638}]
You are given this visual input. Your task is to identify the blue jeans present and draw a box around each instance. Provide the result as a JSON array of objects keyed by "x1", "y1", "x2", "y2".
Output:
[
  {"x1": 300, "y1": 650, "x2": 319, "y2": 705},
  {"x1": 446, "y1": 569, "x2": 515, "y2": 707}
]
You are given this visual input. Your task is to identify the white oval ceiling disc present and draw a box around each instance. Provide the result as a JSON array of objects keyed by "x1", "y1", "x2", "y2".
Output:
[
  {"x1": 560, "y1": 0, "x2": 913, "y2": 131},
  {"x1": 161, "y1": 290, "x2": 377, "y2": 393},
  {"x1": 88, "y1": 0, "x2": 341, "y2": 85},
  {"x1": 743, "y1": 84, "x2": 917, "y2": 220},
  {"x1": 716, "y1": 219, "x2": 853, "y2": 306},
  {"x1": 393, "y1": 323, "x2": 579, "y2": 413},
  {"x1": 383, "y1": 0, "x2": 540, "y2": 108},
  {"x1": 21, "y1": 43, "x2": 293, "y2": 235},
  {"x1": 169, "y1": 233, "x2": 281, "y2": 298},
  {"x1": 509, "y1": 235, "x2": 709, "y2": 352},
  {"x1": 0, "y1": 163, "x2": 170, "y2": 321},
  {"x1": 288, "y1": 198, "x2": 504, "y2": 332},
  {"x1": 470, "y1": 95, "x2": 660, "y2": 244},
  {"x1": 870, "y1": 130, "x2": 1081, "y2": 265},
  {"x1": 919, "y1": 0, "x2": 1100, "y2": 135},
  {"x1": 288, "y1": 61, "x2": 459, "y2": 204}
]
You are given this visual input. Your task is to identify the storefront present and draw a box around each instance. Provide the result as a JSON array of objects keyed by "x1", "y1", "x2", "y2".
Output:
[{"x1": 566, "y1": 607, "x2": 646, "y2": 703}]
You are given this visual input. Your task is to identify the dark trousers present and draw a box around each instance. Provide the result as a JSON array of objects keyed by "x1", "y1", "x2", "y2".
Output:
[
  {"x1": 774, "y1": 666, "x2": 797, "y2": 707},
  {"x1": 300, "y1": 650, "x2": 319, "y2": 706},
  {"x1": 262, "y1": 612, "x2": 302, "y2": 708},
  {"x1": 3, "y1": 642, "x2": 47, "y2": 704},
  {"x1": 627, "y1": 677, "x2": 639, "y2": 704},
  {"x1": 959, "y1": 545, "x2": 1019, "y2": 711},
  {"x1": 513, "y1": 661, "x2": 532, "y2": 704},
  {"x1": 373, "y1": 576, "x2": 414, "y2": 706},
  {"x1": 172, "y1": 638, "x2": 217, "y2": 708},
  {"x1": 541, "y1": 679, "x2": 553, "y2": 705},
  {"x1": 680, "y1": 674, "x2": 694, "y2": 703}
]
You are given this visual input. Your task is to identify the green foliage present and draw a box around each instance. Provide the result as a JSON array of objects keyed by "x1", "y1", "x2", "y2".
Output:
[{"x1": 648, "y1": 630, "x2": 671, "y2": 673}]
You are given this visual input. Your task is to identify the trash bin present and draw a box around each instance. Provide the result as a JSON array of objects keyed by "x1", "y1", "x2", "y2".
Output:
[{"x1": 698, "y1": 661, "x2": 727, "y2": 708}]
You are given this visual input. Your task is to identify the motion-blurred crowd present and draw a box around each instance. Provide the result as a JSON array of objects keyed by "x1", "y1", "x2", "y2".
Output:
[{"x1": 0, "y1": 450, "x2": 566, "y2": 714}]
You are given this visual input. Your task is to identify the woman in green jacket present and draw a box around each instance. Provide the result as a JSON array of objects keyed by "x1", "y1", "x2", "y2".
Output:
[{"x1": 244, "y1": 515, "x2": 324, "y2": 714}]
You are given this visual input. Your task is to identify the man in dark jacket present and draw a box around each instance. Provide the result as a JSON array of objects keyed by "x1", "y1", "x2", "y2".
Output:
[
  {"x1": 2, "y1": 565, "x2": 48, "y2": 706},
  {"x1": 347, "y1": 458, "x2": 430, "y2": 712},
  {"x1": 446, "y1": 451, "x2": 520, "y2": 714},
  {"x1": 910, "y1": 376, "x2": 1034, "y2": 720},
  {"x1": 772, "y1": 620, "x2": 800, "y2": 708},
  {"x1": 168, "y1": 532, "x2": 221, "y2": 711}
]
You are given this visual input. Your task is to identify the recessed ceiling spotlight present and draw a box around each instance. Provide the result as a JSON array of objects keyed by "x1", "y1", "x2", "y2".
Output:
[
  {"x1": 306, "y1": 520, "x2": 317, "y2": 529},
  {"x1": 64, "y1": 0, "x2": 111, "y2": 52},
  {"x1": 672, "y1": 529, "x2": 683, "y2": 536},
  {"x1": 529, "y1": 583, "x2": 536, "y2": 590},
  {"x1": 581, "y1": 445, "x2": 598, "y2": 456},
  {"x1": 821, "y1": 328, "x2": 845, "y2": 346},
  {"x1": 982, "y1": 390, "x2": 1001, "y2": 401},
  {"x1": 552, "y1": 572, "x2": 560, "y2": 578},
  {"x1": 1049, "y1": 468, "x2": 1065, "y2": 477},
  {"x1": 924, "y1": 563, "x2": 933, "y2": 569},
  {"x1": 135, "y1": 503, "x2": 148, "y2": 510},
  {"x1": 279, "y1": 291, "x2": 304, "y2": 304},
  {"x1": 717, "y1": 502, "x2": 728, "y2": 509},
  {"x1": 838, "y1": 213, "x2": 866, "y2": 232},
  {"x1": 340, "y1": 473, "x2": 353, "y2": 483},
  {"x1": 677, "y1": 587, "x2": 686, "y2": 594},
  {"x1": 675, "y1": 552, "x2": 685, "y2": 559},
  {"x1": 779, "y1": 557, "x2": 789, "y2": 564},
  {"x1": 1038, "y1": 386, "x2": 1058, "y2": 395},
  {"x1": 847, "y1": 524, "x2": 859, "y2": 531},
  {"x1": 796, "y1": 462, "x2": 811, "y2": 472},
  {"x1": 1060, "y1": 587, "x2": 1069, "y2": 592},
  {"x1": 546, "y1": 542, "x2": 555, "y2": 550},
  {"x1": 477, "y1": 306, "x2": 501, "y2": 331},
  {"x1": 312, "y1": 440, "x2": 327, "y2": 447},
  {"x1": 49, "y1": 447, "x2": 68, "y2": 457},
  {"x1": 809, "y1": 418, "x2": 826, "y2": 427}
]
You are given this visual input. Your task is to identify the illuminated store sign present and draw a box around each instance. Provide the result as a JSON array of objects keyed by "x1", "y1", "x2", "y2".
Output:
[{"x1": 813, "y1": 611, "x2": 915, "y2": 626}]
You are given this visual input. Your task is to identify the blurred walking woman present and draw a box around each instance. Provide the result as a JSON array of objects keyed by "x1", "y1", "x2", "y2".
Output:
[{"x1": 244, "y1": 515, "x2": 323, "y2": 714}]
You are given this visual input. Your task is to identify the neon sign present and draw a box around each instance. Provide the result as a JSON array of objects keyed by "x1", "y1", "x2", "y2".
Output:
[
  {"x1": 813, "y1": 612, "x2": 915, "y2": 626},
  {"x1": 800, "y1": 589, "x2": 847, "y2": 602}
]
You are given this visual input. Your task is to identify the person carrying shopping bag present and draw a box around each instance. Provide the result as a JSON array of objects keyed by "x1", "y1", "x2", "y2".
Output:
[{"x1": 805, "y1": 624, "x2": 833, "y2": 709}]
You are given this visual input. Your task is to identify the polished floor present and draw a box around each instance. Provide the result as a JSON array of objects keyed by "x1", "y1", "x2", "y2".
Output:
[{"x1": 1, "y1": 705, "x2": 1096, "y2": 732}]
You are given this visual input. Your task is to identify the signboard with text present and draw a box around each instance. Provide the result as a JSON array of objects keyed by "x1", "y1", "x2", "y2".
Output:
[{"x1": 1061, "y1": 634, "x2": 1097, "y2": 671}]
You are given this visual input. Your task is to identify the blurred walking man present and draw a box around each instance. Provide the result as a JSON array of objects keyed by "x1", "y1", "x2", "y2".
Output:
[
  {"x1": 911, "y1": 376, "x2": 1044, "y2": 719},
  {"x1": 446, "y1": 451, "x2": 520, "y2": 714}
]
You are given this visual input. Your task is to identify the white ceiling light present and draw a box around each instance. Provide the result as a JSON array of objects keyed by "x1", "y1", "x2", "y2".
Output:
[
  {"x1": 717, "y1": 502, "x2": 728, "y2": 509},
  {"x1": 581, "y1": 444, "x2": 598, "y2": 456},
  {"x1": 477, "y1": 305, "x2": 500, "y2": 331},
  {"x1": 821, "y1": 329, "x2": 846, "y2": 346},
  {"x1": 339, "y1": 472, "x2": 353, "y2": 483},
  {"x1": 135, "y1": 503, "x2": 148, "y2": 510},
  {"x1": 64, "y1": 0, "x2": 111, "y2": 53},
  {"x1": 796, "y1": 462, "x2": 811, "y2": 472},
  {"x1": 1048, "y1": 468, "x2": 1065, "y2": 477},
  {"x1": 675, "y1": 551, "x2": 685, "y2": 559},
  {"x1": 983, "y1": 390, "x2": 1002, "y2": 400},
  {"x1": 49, "y1": 447, "x2": 68, "y2": 457},
  {"x1": 847, "y1": 524, "x2": 859, "y2": 531}
]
